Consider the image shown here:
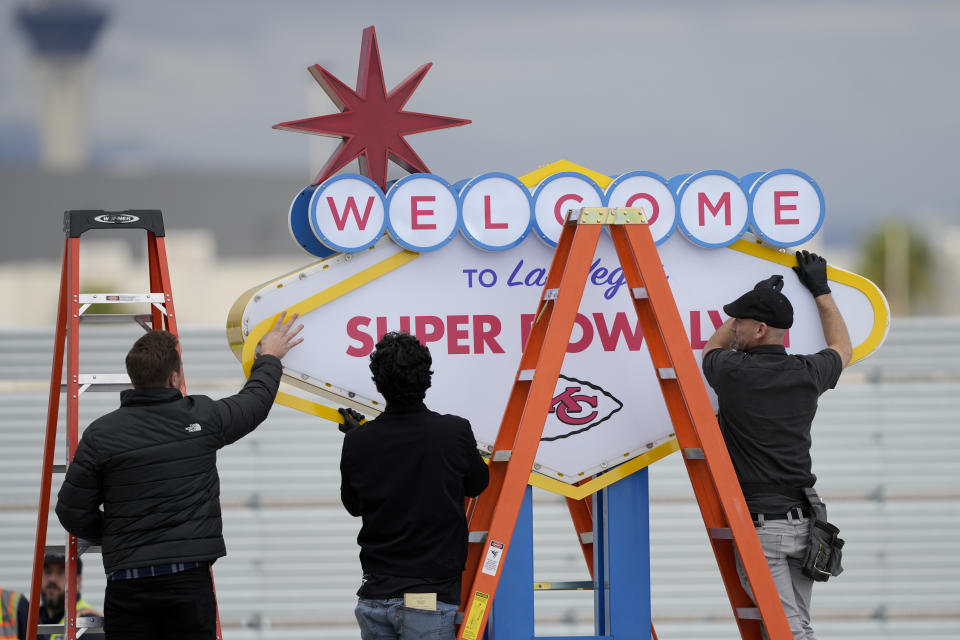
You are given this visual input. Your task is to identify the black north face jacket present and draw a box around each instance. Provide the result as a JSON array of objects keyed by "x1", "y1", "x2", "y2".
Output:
[{"x1": 56, "y1": 355, "x2": 282, "y2": 573}]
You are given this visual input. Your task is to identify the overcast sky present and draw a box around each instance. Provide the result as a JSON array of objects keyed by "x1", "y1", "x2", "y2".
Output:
[{"x1": 1, "y1": 0, "x2": 958, "y2": 243}]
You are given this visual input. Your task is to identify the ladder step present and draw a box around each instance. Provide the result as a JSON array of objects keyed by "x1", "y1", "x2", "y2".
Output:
[
  {"x1": 533, "y1": 580, "x2": 594, "y2": 591},
  {"x1": 736, "y1": 607, "x2": 762, "y2": 620},
  {"x1": 46, "y1": 543, "x2": 102, "y2": 555},
  {"x1": 62, "y1": 374, "x2": 132, "y2": 393},
  {"x1": 468, "y1": 531, "x2": 488, "y2": 543},
  {"x1": 517, "y1": 369, "x2": 535, "y2": 381},
  {"x1": 38, "y1": 616, "x2": 103, "y2": 635},
  {"x1": 79, "y1": 313, "x2": 154, "y2": 327},
  {"x1": 543, "y1": 288, "x2": 559, "y2": 300},
  {"x1": 53, "y1": 464, "x2": 66, "y2": 473},
  {"x1": 709, "y1": 528, "x2": 733, "y2": 540},
  {"x1": 632, "y1": 287, "x2": 648, "y2": 299},
  {"x1": 491, "y1": 450, "x2": 512, "y2": 462},
  {"x1": 78, "y1": 293, "x2": 165, "y2": 304},
  {"x1": 578, "y1": 531, "x2": 594, "y2": 544},
  {"x1": 683, "y1": 448, "x2": 705, "y2": 459},
  {"x1": 657, "y1": 367, "x2": 676, "y2": 379}
]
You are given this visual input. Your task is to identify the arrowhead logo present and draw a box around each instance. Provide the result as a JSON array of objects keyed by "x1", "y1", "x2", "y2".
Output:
[{"x1": 543, "y1": 374, "x2": 623, "y2": 442}]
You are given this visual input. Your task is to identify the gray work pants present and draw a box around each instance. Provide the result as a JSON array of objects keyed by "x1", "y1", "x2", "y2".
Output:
[{"x1": 736, "y1": 516, "x2": 815, "y2": 640}]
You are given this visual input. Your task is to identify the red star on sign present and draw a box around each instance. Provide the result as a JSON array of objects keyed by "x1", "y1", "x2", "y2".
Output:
[{"x1": 273, "y1": 26, "x2": 471, "y2": 191}]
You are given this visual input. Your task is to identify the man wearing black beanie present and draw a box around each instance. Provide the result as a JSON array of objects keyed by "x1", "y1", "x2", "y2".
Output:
[{"x1": 701, "y1": 250, "x2": 852, "y2": 640}]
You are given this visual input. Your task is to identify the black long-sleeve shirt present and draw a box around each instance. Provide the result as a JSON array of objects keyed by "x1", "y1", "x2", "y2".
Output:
[
  {"x1": 55, "y1": 355, "x2": 282, "y2": 572},
  {"x1": 340, "y1": 401, "x2": 489, "y2": 590}
]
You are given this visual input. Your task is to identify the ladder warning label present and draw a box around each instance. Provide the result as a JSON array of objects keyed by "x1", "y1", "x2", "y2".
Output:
[
  {"x1": 481, "y1": 540, "x2": 504, "y2": 577},
  {"x1": 461, "y1": 591, "x2": 489, "y2": 640}
]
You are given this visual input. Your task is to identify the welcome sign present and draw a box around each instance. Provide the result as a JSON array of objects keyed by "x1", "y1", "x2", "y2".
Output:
[
  {"x1": 228, "y1": 160, "x2": 888, "y2": 497},
  {"x1": 288, "y1": 166, "x2": 825, "y2": 256}
]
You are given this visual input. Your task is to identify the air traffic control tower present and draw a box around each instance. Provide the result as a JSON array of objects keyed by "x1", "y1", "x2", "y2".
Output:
[{"x1": 15, "y1": 0, "x2": 108, "y2": 170}]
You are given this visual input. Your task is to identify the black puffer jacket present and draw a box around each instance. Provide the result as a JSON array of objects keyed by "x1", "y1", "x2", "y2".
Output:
[{"x1": 56, "y1": 355, "x2": 282, "y2": 573}]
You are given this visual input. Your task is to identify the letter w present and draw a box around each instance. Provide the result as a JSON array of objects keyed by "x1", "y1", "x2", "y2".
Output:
[{"x1": 327, "y1": 196, "x2": 375, "y2": 231}]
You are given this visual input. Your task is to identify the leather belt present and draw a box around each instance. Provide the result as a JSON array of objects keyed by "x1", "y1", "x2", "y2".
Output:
[{"x1": 751, "y1": 507, "x2": 809, "y2": 525}]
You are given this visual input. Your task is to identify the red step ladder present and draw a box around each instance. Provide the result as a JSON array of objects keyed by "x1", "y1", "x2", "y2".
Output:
[
  {"x1": 457, "y1": 207, "x2": 793, "y2": 640},
  {"x1": 26, "y1": 210, "x2": 224, "y2": 640}
]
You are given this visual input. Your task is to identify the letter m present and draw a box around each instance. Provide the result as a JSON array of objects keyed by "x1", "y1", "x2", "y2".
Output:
[
  {"x1": 327, "y1": 196, "x2": 375, "y2": 231},
  {"x1": 698, "y1": 192, "x2": 731, "y2": 226}
]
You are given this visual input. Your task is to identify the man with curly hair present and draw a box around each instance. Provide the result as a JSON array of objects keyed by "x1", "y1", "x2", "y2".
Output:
[{"x1": 339, "y1": 331, "x2": 489, "y2": 640}]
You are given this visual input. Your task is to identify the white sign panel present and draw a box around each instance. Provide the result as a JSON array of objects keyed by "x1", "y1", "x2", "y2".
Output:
[{"x1": 232, "y1": 233, "x2": 887, "y2": 484}]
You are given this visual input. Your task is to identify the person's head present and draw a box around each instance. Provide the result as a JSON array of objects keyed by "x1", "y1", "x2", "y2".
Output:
[
  {"x1": 369, "y1": 331, "x2": 433, "y2": 406},
  {"x1": 125, "y1": 330, "x2": 181, "y2": 389},
  {"x1": 42, "y1": 554, "x2": 82, "y2": 611},
  {"x1": 723, "y1": 275, "x2": 793, "y2": 351}
]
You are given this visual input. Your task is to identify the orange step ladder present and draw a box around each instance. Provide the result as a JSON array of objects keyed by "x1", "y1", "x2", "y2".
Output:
[
  {"x1": 457, "y1": 206, "x2": 793, "y2": 640},
  {"x1": 26, "y1": 210, "x2": 224, "y2": 640}
]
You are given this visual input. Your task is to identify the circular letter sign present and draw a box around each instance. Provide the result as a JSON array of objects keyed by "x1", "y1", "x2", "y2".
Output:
[
  {"x1": 309, "y1": 175, "x2": 386, "y2": 253},
  {"x1": 677, "y1": 170, "x2": 749, "y2": 248},
  {"x1": 749, "y1": 169, "x2": 825, "y2": 247},
  {"x1": 460, "y1": 172, "x2": 532, "y2": 251},
  {"x1": 532, "y1": 172, "x2": 604, "y2": 246},
  {"x1": 386, "y1": 174, "x2": 459, "y2": 252},
  {"x1": 606, "y1": 171, "x2": 677, "y2": 245}
]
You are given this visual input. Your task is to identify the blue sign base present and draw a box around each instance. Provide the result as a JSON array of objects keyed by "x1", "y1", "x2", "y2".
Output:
[{"x1": 486, "y1": 469, "x2": 651, "y2": 639}]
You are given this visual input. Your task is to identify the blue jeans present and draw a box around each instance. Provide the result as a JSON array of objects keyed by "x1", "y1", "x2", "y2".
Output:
[
  {"x1": 736, "y1": 516, "x2": 815, "y2": 640},
  {"x1": 355, "y1": 598, "x2": 458, "y2": 640}
]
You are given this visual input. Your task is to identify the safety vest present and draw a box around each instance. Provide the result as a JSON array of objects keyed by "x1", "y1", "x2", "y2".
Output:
[
  {"x1": 48, "y1": 597, "x2": 100, "y2": 640},
  {"x1": 0, "y1": 589, "x2": 22, "y2": 640}
]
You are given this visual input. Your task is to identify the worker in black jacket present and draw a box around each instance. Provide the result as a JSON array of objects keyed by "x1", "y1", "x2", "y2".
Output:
[
  {"x1": 55, "y1": 311, "x2": 303, "y2": 640},
  {"x1": 339, "y1": 331, "x2": 489, "y2": 640}
]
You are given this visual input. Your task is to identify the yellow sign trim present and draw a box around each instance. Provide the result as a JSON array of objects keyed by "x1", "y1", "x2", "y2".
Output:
[
  {"x1": 526, "y1": 439, "x2": 679, "y2": 500},
  {"x1": 728, "y1": 238, "x2": 890, "y2": 363}
]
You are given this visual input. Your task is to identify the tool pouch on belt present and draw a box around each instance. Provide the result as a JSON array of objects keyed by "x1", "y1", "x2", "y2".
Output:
[{"x1": 802, "y1": 487, "x2": 844, "y2": 581}]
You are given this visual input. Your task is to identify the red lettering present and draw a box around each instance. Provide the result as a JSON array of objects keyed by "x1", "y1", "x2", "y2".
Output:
[
  {"x1": 483, "y1": 195, "x2": 508, "y2": 230},
  {"x1": 689, "y1": 310, "x2": 725, "y2": 349},
  {"x1": 568, "y1": 314, "x2": 594, "y2": 353},
  {"x1": 774, "y1": 190, "x2": 800, "y2": 225},
  {"x1": 447, "y1": 315, "x2": 470, "y2": 354},
  {"x1": 473, "y1": 315, "x2": 505, "y2": 354},
  {"x1": 593, "y1": 312, "x2": 644, "y2": 351},
  {"x1": 520, "y1": 313, "x2": 593, "y2": 353},
  {"x1": 399, "y1": 316, "x2": 411, "y2": 334},
  {"x1": 415, "y1": 315, "x2": 444, "y2": 345},
  {"x1": 783, "y1": 329, "x2": 790, "y2": 348},
  {"x1": 553, "y1": 193, "x2": 583, "y2": 225},
  {"x1": 346, "y1": 316, "x2": 374, "y2": 357},
  {"x1": 625, "y1": 193, "x2": 660, "y2": 225},
  {"x1": 376, "y1": 316, "x2": 388, "y2": 341},
  {"x1": 327, "y1": 196, "x2": 375, "y2": 231},
  {"x1": 698, "y1": 192, "x2": 732, "y2": 226},
  {"x1": 410, "y1": 195, "x2": 437, "y2": 230}
]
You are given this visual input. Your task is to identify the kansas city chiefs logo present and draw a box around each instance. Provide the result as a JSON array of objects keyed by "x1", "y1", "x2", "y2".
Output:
[{"x1": 541, "y1": 374, "x2": 623, "y2": 441}]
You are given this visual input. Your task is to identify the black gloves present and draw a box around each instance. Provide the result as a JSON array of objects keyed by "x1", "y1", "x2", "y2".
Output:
[
  {"x1": 337, "y1": 407, "x2": 365, "y2": 434},
  {"x1": 793, "y1": 250, "x2": 831, "y2": 297}
]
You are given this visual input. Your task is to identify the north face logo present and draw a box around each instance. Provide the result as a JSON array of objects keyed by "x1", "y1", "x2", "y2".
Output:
[
  {"x1": 541, "y1": 374, "x2": 623, "y2": 442},
  {"x1": 185, "y1": 423, "x2": 202, "y2": 433}
]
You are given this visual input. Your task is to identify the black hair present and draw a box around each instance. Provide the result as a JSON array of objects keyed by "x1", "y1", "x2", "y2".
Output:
[
  {"x1": 125, "y1": 330, "x2": 181, "y2": 388},
  {"x1": 369, "y1": 331, "x2": 433, "y2": 405}
]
